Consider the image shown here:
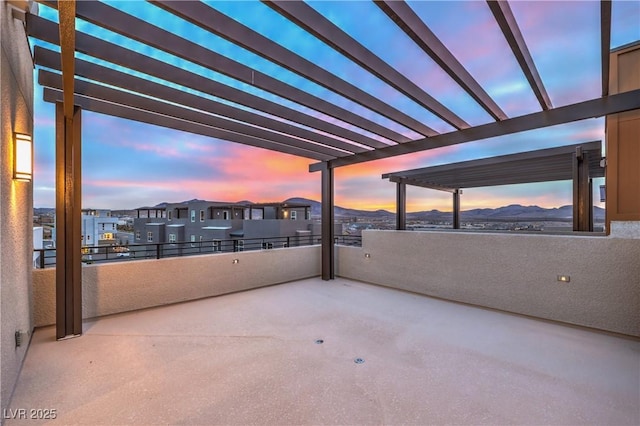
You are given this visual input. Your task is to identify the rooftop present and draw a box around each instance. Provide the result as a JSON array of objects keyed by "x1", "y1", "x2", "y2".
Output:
[{"x1": 9, "y1": 278, "x2": 639, "y2": 425}]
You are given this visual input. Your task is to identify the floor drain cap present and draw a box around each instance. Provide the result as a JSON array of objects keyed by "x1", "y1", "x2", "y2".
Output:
[{"x1": 354, "y1": 357, "x2": 365, "y2": 364}]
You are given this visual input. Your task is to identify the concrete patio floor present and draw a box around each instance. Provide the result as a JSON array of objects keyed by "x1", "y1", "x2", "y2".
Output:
[{"x1": 7, "y1": 277, "x2": 640, "y2": 425}]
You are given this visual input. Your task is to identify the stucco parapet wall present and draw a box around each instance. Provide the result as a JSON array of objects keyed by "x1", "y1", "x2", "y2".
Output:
[
  {"x1": 610, "y1": 221, "x2": 640, "y2": 238},
  {"x1": 32, "y1": 245, "x2": 321, "y2": 327},
  {"x1": 336, "y1": 230, "x2": 640, "y2": 337}
]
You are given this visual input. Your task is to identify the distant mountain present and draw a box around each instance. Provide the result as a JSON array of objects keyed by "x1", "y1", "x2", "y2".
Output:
[
  {"x1": 284, "y1": 198, "x2": 605, "y2": 221},
  {"x1": 154, "y1": 198, "x2": 206, "y2": 207},
  {"x1": 37, "y1": 198, "x2": 606, "y2": 222},
  {"x1": 284, "y1": 197, "x2": 394, "y2": 218}
]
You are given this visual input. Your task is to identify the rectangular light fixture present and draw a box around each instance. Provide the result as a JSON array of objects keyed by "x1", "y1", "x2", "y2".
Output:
[{"x1": 14, "y1": 133, "x2": 33, "y2": 181}]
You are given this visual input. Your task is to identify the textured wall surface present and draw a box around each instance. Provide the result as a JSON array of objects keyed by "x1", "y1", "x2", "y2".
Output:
[
  {"x1": 337, "y1": 230, "x2": 640, "y2": 337},
  {"x1": 33, "y1": 246, "x2": 321, "y2": 327},
  {"x1": 610, "y1": 221, "x2": 640, "y2": 238},
  {"x1": 1, "y1": 1, "x2": 34, "y2": 418}
]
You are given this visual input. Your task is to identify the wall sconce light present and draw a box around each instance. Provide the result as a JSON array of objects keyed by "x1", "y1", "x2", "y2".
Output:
[
  {"x1": 364, "y1": 253, "x2": 371, "y2": 258},
  {"x1": 232, "y1": 259, "x2": 239, "y2": 264},
  {"x1": 14, "y1": 133, "x2": 33, "y2": 181}
]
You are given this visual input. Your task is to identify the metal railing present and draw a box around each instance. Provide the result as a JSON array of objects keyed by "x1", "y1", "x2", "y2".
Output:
[{"x1": 34, "y1": 234, "x2": 362, "y2": 269}]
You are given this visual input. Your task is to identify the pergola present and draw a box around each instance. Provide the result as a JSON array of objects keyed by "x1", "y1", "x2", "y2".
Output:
[
  {"x1": 16, "y1": 0, "x2": 640, "y2": 338},
  {"x1": 383, "y1": 141, "x2": 604, "y2": 231}
]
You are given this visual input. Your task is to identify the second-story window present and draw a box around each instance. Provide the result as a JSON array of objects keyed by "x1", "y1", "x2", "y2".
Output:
[
  {"x1": 135, "y1": 231, "x2": 140, "y2": 240},
  {"x1": 291, "y1": 211, "x2": 297, "y2": 220},
  {"x1": 223, "y1": 211, "x2": 229, "y2": 220},
  {"x1": 147, "y1": 231, "x2": 153, "y2": 243},
  {"x1": 190, "y1": 210, "x2": 196, "y2": 222},
  {"x1": 168, "y1": 211, "x2": 172, "y2": 220},
  {"x1": 200, "y1": 210, "x2": 205, "y2": 222}
]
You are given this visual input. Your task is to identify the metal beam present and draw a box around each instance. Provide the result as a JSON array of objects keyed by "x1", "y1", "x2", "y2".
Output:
[
  {"x1": 396, "y1": 181, "x2": 406, "y2": 230},
  {"x1": 383, "y1": 141, "x2": 602, "y2": 179},
  {"x1": 35, "y1": 47, "x2": 361, "y2": 156},
  {"x1": 43, "y1": 88, "x2": 332, "y2": 161},
  {"x1": 573, "y1": 147, "x2": 592, "y2": 231},
  {"x1": 55, "y1": 102, "x2": 82, "y2": 339},
  {"x1": 386, "y1": 157, "x2": 604, "y2": 190},
  {"x1": 374, "y1": 0, "x2": 507, "y2": 122},
  {"x1": 57, "y1": 0, "x2": 75, "y2": 119},
  {"x1": 453, "y1": 190, "x2": 461, "y2": 229},
  {"x1": 151, "y1": 0, "x2": 438, "y2": 137},
  {"x1": 37, "y1": 1, "x2": 407, "y2": 144},
  {"x1": 487, "y1": 0, "x2": 553, "y2": 111},
  {"x1": 321, "y1": 164, "x2": 334, "y2": 280},
  {"x1": 310, "y1": 89, "x2": 640, "y2": 171},
  {"x1": 601, "y1": 0, "x2": 612, "y2": 97},
  {"x1": 388, "y1": 176, "x2": 457, "y2": 193},
  {"x1": 27, "y1": 14, "x2": 390, "y2": 150},
  {"x1": 265, "y1": 0, "x2": 469, "y2": 130},
  {"x1": 382, "y1": 142, "x2": 604, "y2": 189},
  {"x1": 39, "y1": 70, "x2": 349, "y2": 159}
]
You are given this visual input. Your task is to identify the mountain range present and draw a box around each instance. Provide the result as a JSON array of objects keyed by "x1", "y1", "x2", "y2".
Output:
[
  {"x1": 283, "y1": 197, "x2": 605, "y2": 222},
  {"x1": 35, "y1": 197, "x2": 606, "y2": 222}
]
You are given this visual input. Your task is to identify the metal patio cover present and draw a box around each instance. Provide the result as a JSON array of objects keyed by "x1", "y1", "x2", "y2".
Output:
[
  {"x1": 382, "y1": 141, "x2": 605, "y2": 192},
  {"x1": 24, "y1": 0, "x2": 640, "y2": 171}
]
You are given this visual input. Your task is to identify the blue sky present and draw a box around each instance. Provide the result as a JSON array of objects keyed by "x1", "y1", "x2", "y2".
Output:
[{"x1": 31, "y1": 1, "x2": 640, "y2": 211}]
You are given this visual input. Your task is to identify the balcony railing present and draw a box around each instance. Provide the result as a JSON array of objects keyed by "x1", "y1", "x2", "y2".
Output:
[{"x1": 34, "y1": 234, "x2": 362, "y2": 268}]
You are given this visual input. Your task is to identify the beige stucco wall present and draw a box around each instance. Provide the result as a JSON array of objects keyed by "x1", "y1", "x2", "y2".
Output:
[
  {"x1": 1, "y1": 1, "x2": 34, "y2": 418},
  {"x1": 337, "y1": 230, "x2": 640, "y2": 337},
  {"x1": 32, "y1": 246, "x2": 321, "y2": 327}
]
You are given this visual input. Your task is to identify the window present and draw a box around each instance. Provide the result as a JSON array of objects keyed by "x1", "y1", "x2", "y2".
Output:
[
  {"x1": 223, "y1": 211, "x2": 229, "y2": 220},
  {"x1": 290, "y1": 211, "x2": 297, "y2": 220},
  {"x1": 213, "y1": 240, "x2": 221, "y2": 252},
  {"x1": 168, "y1": 234, "x2": 176, "y2": 243},
  {"x1": 262, "y1": 242, "x2": 273, "y2": 249},
  {"x1": 305, "y1": 210, "x2": 311, "y2": 220},
  {"x1": 190, "y1": 234, "x2": 196, "y2": 247},
  {"x1": 190, "y1": 210, "x2": 196, "y2": 222},
  {"x1": 237, "y1": 240, "x2": 244, "y2": 252},
  {"x1": 168, "y1": 210, "x2": 172, "y2": 220},
  {"x1": 87, "y1": 235, "x2": 90, "y2": 241},
  {"x1": 200, "y1": 210, "x2": 205, "y2": 222},
  {"x1": 103, "y1": 232, "x2": 114, "y2": 240},
  {"x1": 147, "y1": 231, "x2": 153, "y2": 243},
  {"x1": 135, "y1": 231, "x2": 140, "y2": 240}
]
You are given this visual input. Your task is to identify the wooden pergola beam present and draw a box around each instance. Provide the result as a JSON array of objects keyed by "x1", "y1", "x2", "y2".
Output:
[{"x1": 57, "y1": 0, "x2": 75, "y2": 119}]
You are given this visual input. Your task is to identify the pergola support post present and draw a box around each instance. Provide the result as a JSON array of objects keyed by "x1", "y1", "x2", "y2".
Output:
[
  {"x1": 55, "y1": 102, "x2": 83, "y2": 339},
  {"x1": 453, "y1": 189, "x2": 461, "y2": 229},
  {"x1": 396, "y1": 181, "x2": 406, "y2": 230},
  {"x1": 573, "y1": 147, "x2": 593, "y2": 231},
  {"x1": 321, "y1": 164, "x2": 334, "y2": 280}
]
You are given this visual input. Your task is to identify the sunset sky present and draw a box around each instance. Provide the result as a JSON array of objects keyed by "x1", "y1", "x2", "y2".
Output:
[{"x1": 31, "y1": 1, "x2": 639, "y2": 212}]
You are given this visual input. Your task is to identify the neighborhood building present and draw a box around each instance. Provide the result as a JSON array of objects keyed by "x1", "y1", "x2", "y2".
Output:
[{"x1": 133, "y1": 200, "x2": 315, "y2": 249}]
